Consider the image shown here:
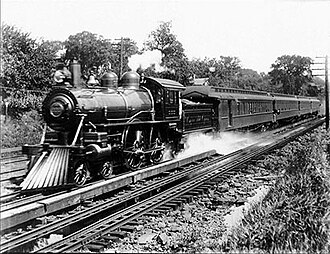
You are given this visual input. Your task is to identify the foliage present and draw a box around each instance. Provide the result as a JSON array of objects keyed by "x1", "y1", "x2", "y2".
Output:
[
  {"x1": 144, "y1": 21, "x2": 186, "y2": 69},
  {"x1": 64, "y1": 31, "x2": 113, "y2": 74},
  {"x1": 64, "y1": 31, "x2": 139, "y2": 77},
  {"x1": 310, "y1": 76, "x2": 325, "y2": 97},
  {"x1": 226, "y1": 129, "x2": 330, "y2": 252},
  {"x1": 237, "y1": 69, "x2": 272, "y2": 91},
  {"x1": 1, "y1": 23, "x2": 59, "y2": 91},
  {"x1": 268, "y1": 55, "x2": 315, "y2": 95},
  {"x1": 4, "y1": 92, "x2": 44, "y2": 119},
  {"x1": 187, "y1": 56, "x2": 273, "y2": 90},
  {"x1": 1, "y1": 110, "x2": 43, "y2": 148},
  {"x1": 188, "y1": 56, "x2": 241, "y2": 87},
  {"x1": 144, "y1": 21, "x2": 190, "y2": 85}
]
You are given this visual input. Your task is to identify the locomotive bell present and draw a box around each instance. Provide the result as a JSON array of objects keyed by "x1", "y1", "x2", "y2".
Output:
[
  {"x1": 120, "y1": 71, "x2": 140, "y2": 90},
  {"x1": 101, "y1": 71, "x2": 118, "y2": 89},
  {"x1": 87, "y1": 74, "x2": 98, "y2": 86}
]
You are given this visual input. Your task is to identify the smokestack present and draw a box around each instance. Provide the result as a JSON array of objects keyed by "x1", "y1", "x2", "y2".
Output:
[{"x1": 70, "y1": 60, "x2": 81, "y2": 87}]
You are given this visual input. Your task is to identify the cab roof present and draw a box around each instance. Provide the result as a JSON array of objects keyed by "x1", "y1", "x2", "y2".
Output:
[{"x1": 144, "y1": 77, "x2": 186, "y2": 91}]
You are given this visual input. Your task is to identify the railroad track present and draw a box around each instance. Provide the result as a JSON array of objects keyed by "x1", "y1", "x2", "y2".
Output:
[
  {"x1": 1, "y1": 118, "x2": 324, "y2": 253},
  {"x1": 1, "y1": 149, "x2": 216, "y2": 233},
  {"x1": 0, "y1": 151, "x2": 215, "y2": 252},
  {"x1": 1, "y1": 147, "x2": 27, "y2": 164},
  {"x1": 1, "y1": 174, "x2": 125, "y2": 211},
  {"x1": 1, "y1": 150, "x2": 219, "y2": 252},
  {"x1": 37, "y1": 118, "x2": 325, "y2": 253},
  {"x1": 1, "y1": 147, "x2": 28, "y2": 187}
]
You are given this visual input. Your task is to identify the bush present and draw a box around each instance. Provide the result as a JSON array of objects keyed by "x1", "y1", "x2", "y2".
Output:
[
  {"x1": 1, "y1": 110, "x2": 43, "y2": 148},
  {"x1": 5, "y1": 92, "x2": 44, "y2": 119}
]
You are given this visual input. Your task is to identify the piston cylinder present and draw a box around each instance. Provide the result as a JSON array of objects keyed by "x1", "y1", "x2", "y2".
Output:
[{"x1": 85, "y1": 144, "x2": 112, "y2": 161}]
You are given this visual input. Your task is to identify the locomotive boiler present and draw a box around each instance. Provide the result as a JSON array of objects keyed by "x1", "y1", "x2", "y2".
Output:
[{"x1": 43, "y1": 72, "x2": 153, "y2": 139}]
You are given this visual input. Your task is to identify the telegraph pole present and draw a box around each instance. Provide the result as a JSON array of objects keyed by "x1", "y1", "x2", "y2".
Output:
[
  {"x1": 321, "y1": 55, "x2": 329, "y2": 130},
  {"x1": 120, "y1": 37, "x2": 124, "y2": 78},
  {"x1": 313, "y1": 56, "x2": 329, "y2": 130},
  {"x1": 114, "y1": 37, "x2": 131, "y2": 78}
]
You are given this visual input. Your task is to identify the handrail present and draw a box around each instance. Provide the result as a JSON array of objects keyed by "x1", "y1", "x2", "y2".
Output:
[
  {"x1": 105, "y1": 110, "x2": 154, "y2": 123},
  {"x1": 71, "y1": 115, "x2": 86, "y2": 146}
]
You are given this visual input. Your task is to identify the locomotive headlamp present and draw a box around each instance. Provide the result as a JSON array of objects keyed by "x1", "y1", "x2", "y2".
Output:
[
  {"x1": 42, "y1": 88, "x2": 78, "y2": 131},
  {"x1": 50, "y1": 101, "x2": 65, "y2": 117}
]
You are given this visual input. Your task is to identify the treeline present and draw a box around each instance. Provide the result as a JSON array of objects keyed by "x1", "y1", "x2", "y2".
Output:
[{"x1": 1, "y1": 21, "x2": 324, "y2": 110}]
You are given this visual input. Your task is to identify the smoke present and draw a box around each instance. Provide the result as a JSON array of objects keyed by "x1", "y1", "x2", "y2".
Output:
[
  {"x1": 162, "y1": 145, "x2": 175, "y2": 162},
  {"x1": 177, "y1": 131, "x2": 259, "y2": 158},
  {"x1": 128, "y1": 50, "x2": 163, "y2": 72}
]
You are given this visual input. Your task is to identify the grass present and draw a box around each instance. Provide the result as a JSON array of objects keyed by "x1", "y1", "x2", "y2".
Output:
[
  {"x1": 1, "y1": 110, "x2": 43, "y2": 148},
  {"x1": 225, "y1": 128, "x2": 330, "y2": 253}
]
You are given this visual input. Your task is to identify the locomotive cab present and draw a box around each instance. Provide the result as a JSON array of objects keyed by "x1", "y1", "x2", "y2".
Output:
[{"x1": 141, "y1": 77, "x2": 185, "y2": 121}]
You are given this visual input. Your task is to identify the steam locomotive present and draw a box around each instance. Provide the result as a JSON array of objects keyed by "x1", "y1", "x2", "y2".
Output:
[{"x1": 20, "y1": 63, "x2": 320, "y2": 190}]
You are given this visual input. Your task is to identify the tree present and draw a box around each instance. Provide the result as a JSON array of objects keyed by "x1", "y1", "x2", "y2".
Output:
[
  {"x1": 235, "y1": 69, "x2": 273, "y2": 91},
  {"x1": 217, "y1": 56, "x2": 241, "y2": 86},
  {"x1": 300, "y1": 76, "x2": 324, "y2": 97},
  {"x1": 268, "y1": 55, "x2": 313, "y2": 95},
  {"x1": 312, "y1": 76, "x2": 325, "y2": 95},
  {"x1": 1, "y1": 24, "x2": 59, "y2": 91},
  {"x1": 64, "y1": 32, "x2": 139, "y2": 77},
  {"x1": 64, "y1": 31, "x2": 113, "y2": 74},
  {"x1": 144, "y1": 21, "x2": 185, "y2": 68},
  {"x1": 144, "y1": 21, "x2": 189, "y2": 84},
  {"x1": 188, "y1": 56, "x2": 241, "y2": 87}
]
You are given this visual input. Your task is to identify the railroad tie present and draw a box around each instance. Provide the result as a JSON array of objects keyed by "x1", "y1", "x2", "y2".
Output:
[
  {"x1": 119, "y1": 225, "x2": 136, "y2": 232},
  {"x1": 91, "y1": 240, "x2": 112, "y2": 248},
  {"x1": 109, "y1": 231, "x2": 128, "y2": 238},
  {"x1": 85, "y1": 244, "x2": 104, "y2": 252},
  {"x1": 102, "y1": 235, "x2": 121, "y2": 243}
]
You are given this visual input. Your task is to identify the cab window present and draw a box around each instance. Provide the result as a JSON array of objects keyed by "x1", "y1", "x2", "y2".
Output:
[{"x1": 165, "y1": 90, "x2": 178, "y2": 104}]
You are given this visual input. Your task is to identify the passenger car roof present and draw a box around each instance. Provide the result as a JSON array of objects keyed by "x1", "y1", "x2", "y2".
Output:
[{"x1": 182, "y1": 85, "x2": 274, "y2": 101}]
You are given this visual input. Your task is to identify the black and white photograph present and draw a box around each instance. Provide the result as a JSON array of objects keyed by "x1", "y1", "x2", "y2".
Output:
[{"x1": 1, "y1": 0, "x2": 330, "y2": 252}]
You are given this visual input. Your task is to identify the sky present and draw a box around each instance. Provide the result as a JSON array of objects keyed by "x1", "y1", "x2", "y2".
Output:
[{"x1": 2, "y1": 0, "x2": 330, "y2": 75}]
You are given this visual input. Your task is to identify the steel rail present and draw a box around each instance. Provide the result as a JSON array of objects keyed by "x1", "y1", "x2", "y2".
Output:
[
  {"x1": 0, "y1": 191, "x2": 22, "y2": 203},
  {"x1": 36, "y1": 118, "x2": 324, "y2": 253},
  {"x1": 35, "y1": 152, "x2": 264, "y2": 252},
  {"x1": 36, "y1": 155, "x2": 254, "y2": 253},
  {"x1": 1, "y1": 176, "x2": 114, "y2": 211},
  {"x1": 1, "y1": 171, "x2": 128, "y2": 210},
  {"x1": 0, "y1": 150, "x2": 215, "y2": 231},
  {"x1": 1, "y1": 151, "x2": 220, "y2": 252}
]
